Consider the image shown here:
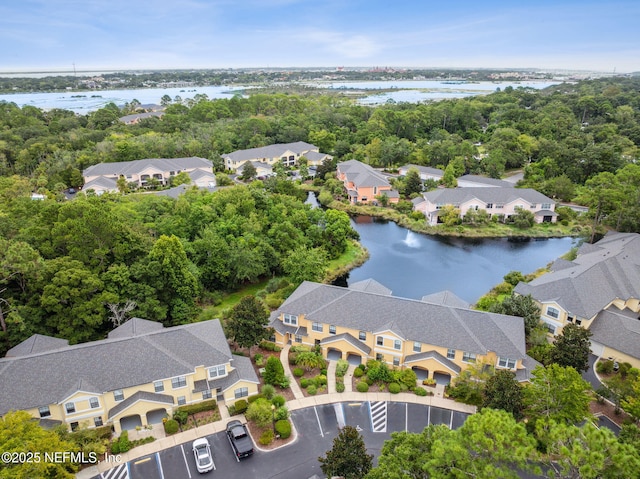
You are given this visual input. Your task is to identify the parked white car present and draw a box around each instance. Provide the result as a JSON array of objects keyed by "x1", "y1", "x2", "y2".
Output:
[{"x1": 192, "y1": 438, "x2": 214, "y2": 474}]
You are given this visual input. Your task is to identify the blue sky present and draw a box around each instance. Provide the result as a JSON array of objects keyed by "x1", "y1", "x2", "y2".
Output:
[{"x1": 1, "y1": 0, "x2": 639, "y2": 72}]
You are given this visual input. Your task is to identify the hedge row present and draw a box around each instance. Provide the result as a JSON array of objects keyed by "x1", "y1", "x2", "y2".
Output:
[{"x1": 175, "y1": 399, "x2": 218, "y2": 416}]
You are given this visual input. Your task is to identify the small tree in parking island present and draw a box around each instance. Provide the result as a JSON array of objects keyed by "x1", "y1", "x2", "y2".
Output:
[{"x1": 319, "y1": 425, "x2": 373, "y2": 479}]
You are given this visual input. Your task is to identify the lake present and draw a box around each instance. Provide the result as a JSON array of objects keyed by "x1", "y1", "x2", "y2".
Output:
[
  {"x1": 0, "y1": 80, "x2": 562, "y2": 112},
  {"x1": 339, "y1": 216, "x2": 576, "y2": 304}
]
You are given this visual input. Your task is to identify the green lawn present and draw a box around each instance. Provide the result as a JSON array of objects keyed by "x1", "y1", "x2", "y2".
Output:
[{"x1": 197, "y1": 280, "x2": 270, "y2": 321}]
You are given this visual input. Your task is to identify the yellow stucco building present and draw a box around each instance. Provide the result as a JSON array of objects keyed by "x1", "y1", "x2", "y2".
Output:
[{"x1": 1, "y1": 318, "x2": 259, "y2": 434}]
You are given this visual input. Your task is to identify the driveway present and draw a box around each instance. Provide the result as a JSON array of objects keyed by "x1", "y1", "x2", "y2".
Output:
[{"x1": 582, "y1": 354, "x2": 603, "y2": 391}]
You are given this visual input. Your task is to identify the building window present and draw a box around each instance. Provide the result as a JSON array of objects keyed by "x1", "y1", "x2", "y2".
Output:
[
  {"x1": 89, "y1": 397, "x2": 99, "y2": 409},
  {"x1": 543, "y1": 322, "x2": 557, "y2": 335},
  {"x1": 376, "y1": 353, "x2": 384, "y2": 361},
  {"x1": 394, "y1": 339, "x2": 401, "y2": 350},
  {"x1": 496, "y1": 204, "x2": 504, "y2": 209},
  {"x1": 541, "y1": 203, "x2": 551, "y2": 209},
  {"x1": 113, "y1": 390, "x2": 124, "y2": 402},
  {"x1": 177, "y1": 396, "x2": 186, "y2": 406},
  {"x1": 65, "y1": 402, "x2": 76, "y2": 414},
  {"x1": 413, "y1": 342, "x2": 421, "y2": 353},
  {"x1": 70, "y1": 422, "x2": 79, "y2": 432},
  {"x1": 312, "y1": 322, "x2": 323, "y2": 332},
  {"x1": 235, "y1": 387, "x2": 249, "y2": 399},
  {"x1": 376, "y1": 336, "x2": 384, "y2": 346},
  {"x1": 171, "y1": 376, "x2": 187, "y2": 389},
  {"x1": 295, "y1": 335, "x2": 302, "y2": 343},
  {"x1": 329, "y1": 325, "x2": 336, "y2": 335},
  {"x1": 393, "y1": 357, "x2": 400, "y2": 367},
  {"x1": 38, "y1": 406, "x2": 51, "y2": 418},
  {"x1": 202, "y1": 390, "x2": 212, "y2": 400},
  {"x1": 447, "y1": 348, "x2": 456, "y2": 360},
  {"x1": 486, "y1": 203, "x2": 493, "y2": 209},
  {"x1": 498, "y1": 357, "x2": 517, "y2": 369},
  {"x1": 359, "y1": 331, "x2": 367, "y2": 341},
  {"x1": 283, "y1": 314, "x2": 298, "y2": 326},
  {"x1": 94, "y1": 417, "x2": 103, "y2": 427},
  {"x1": 462, "y1": 352, "x2": 476, "y2": 363},
  {"x1": 546, "y1": 306, "x2": 560, "y2": 319},
  {"x1": 154, "y1": 381, "x2": 164, "y2": 393},
  {"x1": 208, "y1": 365, "x2": 226, "y2": 379}
]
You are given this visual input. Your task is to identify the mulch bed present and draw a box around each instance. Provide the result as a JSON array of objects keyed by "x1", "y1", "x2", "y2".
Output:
[{"x1": 246, "y1": 420, "x2": 295, "y2": 451}]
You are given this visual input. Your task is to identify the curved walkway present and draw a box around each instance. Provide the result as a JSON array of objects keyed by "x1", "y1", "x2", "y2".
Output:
[{"x1": 78, "y1": 355, "x2": 476, "y2": 478}]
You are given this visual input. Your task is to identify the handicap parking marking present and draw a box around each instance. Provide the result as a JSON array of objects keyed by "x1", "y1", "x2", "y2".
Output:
[
  {"x1": 101, "y1": 463, "x2": 129, "y2": 479},
  {"x1": 369, "y1": 401, "x2": 387, "y2": 433}
]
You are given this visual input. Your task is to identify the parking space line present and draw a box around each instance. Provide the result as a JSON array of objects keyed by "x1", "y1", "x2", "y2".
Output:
[
  {"x1": 334, "y1": 403, "x2": 346, "y2": 429},
  {"x1": 155, "y1": 452, "x2": 165, "y2": 479},
  {"x1": 449, "y1": 410, "x2": 453, "y2": 430},
  {"x1": 180, "y1": 444, "x2": 192, "y2": 479},
  {"x1": 313, "y1": 406, "x2": 324, "y2": 437},
  {"x1": 427, "y1": 405, "x2": 431, "y2": 425}
]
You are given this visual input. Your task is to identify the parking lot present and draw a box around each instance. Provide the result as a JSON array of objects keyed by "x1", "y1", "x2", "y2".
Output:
[{"x1": 94, "y1": 401, "x2": 470, "y2": 479}]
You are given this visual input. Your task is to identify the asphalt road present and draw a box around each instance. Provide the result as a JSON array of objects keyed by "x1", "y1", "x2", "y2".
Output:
[{"x1": 93, "y1": 401, "x2": 470, "y2": 479}]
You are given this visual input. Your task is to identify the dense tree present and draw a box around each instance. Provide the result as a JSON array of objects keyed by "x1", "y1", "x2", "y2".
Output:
[
  {"x1": 282, "y1": 246, "x2": 327, "y2": 286},
  {"x1": 523, "y1": 364, "x2": 592, "y2": 425},
  {"x1": 239, "y1": 161, "x2": 257, "y2": 180},
  {"x1": 550, "y1": 323, "x2": 592, "y2": 372},
  {"x1": 225, "y1": 296, "x2": 272, "y2": 351},
  {"x1": 489, "y1": 293, "x2": 540, "y2": 338},
  {"x1": 0, "y1": 411, "x2": 79, "y2": 478},
  {"x1": 402, "y1": 167, "x2": 423, "y2": 196},
  {"x1": 319, "y1": 426, "x2": 373, "y2": 479},
  {"x1": 482, "y1": 369, "x2": 524, "y2": 419}
]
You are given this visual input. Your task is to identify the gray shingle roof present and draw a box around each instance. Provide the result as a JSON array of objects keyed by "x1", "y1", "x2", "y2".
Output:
[
  {"x1": 457, "y1": 175, "x2": 514, "y2": 188},
  {"x1": 6, "y1": 334, "x2": 69, "y2": 357},
  {"x1": 222, "y1": 142, "x2": 317, "y2": 162},
  {"x1": 514, "y1": 232, "x2": 640, "y2": 319},
  {"x1": 83, "y1": 157, "x2": 212, "y2": 177},
  {"x1": 320, "y1": 333, "x2": 371, "y2": 354},
  {"x1": 349, "y1": 279, "x2": 392, "y2": 295},
  {"x1": 423, "y1": 187, "x2": 554, "y2": 206},
  {"x1": 337, "y1": 160, "x2": 391, "y2": 188},
  {"x1": 590, "y1": 306, "x2": 640, "y2": 360},
  {"x1": 108, "y1": 317, "x2": 164, "y2": 339},
  {"x1": 404, "y1": 350, "x2": 461, "y2": 373},
  {"x1": 192, "y1": 355, "x2": 259, "y2": 393},
  {"x1": 272, "y1": 282, "x2": 527, "y2": 360},
  {"x1": 108, "y1": 391, "x2": 175, "y2": 419},
  {"x1": 0, "y1": 319, "x2": 232, "y2": 415},
  {"x1": 421, "y1": 291, "x2": 470, "y2": 309},
  {"x1": 82, "y1": 176, "x2": 117, "y2": 192}
]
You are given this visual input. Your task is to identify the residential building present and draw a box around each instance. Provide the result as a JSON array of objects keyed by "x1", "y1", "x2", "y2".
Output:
[
  {"x1": 0, "y1": 318, "x2": 258, "y2": 433},
  {"x1": 269, "y1": 279, "x2": 537, "y2": 383},
  {"x1": 336, "y1": 160, "x2": 399, "y2": 204},
  {"x1": 456, "y1": 174, "x2": 515, "y2": 188},
  {"x1": 398, "y1": 164, "x2": 444, "y2": 181},
  {"x1": 514, "y1": 232, "x2": 640, "y2": 369},
  {"x1": 413, "y1": 187, "x2": 557, "y2": 225},
  {"x1": 118, "y1": 111, "x2": 165, "y2": 125},
  {"x1": 82, "y1": 157, "x2": 215, "y2": 194},
  {"x1": 222, "y1": 142, "x2": 331, "y2": 172}
]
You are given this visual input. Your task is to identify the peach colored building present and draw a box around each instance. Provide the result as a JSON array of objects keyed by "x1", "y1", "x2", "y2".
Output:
[{"x1": 336, "y1": 160, "x2": 399, "y2": 204}]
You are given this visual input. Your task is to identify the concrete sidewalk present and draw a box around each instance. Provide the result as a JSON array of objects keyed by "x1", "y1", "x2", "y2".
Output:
[{"x1": 77, "y1": 389, "x2": 475, "y2": 478}]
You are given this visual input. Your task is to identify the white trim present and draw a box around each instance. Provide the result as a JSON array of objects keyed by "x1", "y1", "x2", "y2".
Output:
[
  {"x1": 109, "y1": 398, "x2": 174, "y2": 420},
  {"x1": 404, "y1": 356, "x2": 460, "y2": 373}
]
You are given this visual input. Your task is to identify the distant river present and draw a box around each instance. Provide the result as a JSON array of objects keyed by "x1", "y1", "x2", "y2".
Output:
[
  {"x1": 0, "y1": 80, "x2": 562, "y2": 112},
  {"x1": 340, "y1": 216, "x2": 576, "y2": 304}
]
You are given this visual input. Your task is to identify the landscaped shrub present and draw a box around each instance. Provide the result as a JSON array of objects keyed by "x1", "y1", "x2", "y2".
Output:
[
  {"x1": 259, "y1": 429, "x2": 274, "y2": 445},
  {"x1": 173, "y1": 410, "x2": 188, "y2": 425},
  {"x1": 353, "y1": 368, "x2": 364, "y2": 378},
  {"x1": 246, "y1": 398, "x2": 274, "y2": 428},
  {"x1": 394, "y1": 369, "x2": 418, "y2": 390},
  {"x1": 336, "y1": 359, "x2": 349, "y2": 377},
  {"x1": 247, "y1": 393, "x2": 265, "y2": 404},
  {"x1": 336, "y1": 382, "x2": 345, "y2": 393},
  {"x1": 356, "y1": 381, "x2": 369, "y2": 393},
  {"x1": 321, "y1": 368, "x2": 327, "y2": 376},
  {"x1": 175, "y1": 399, "x2": 218, "y2": 415},
  {"x1": 367, "y1": 361, "x2": 393, "y2": 383},
  {"x1": 259, "y1": 341, "x2": 282, "y2": 352},
  {"x1": 307, "y1": 384, "x2": 317, "y2": 395},
  {"x1": 295, "y1": 351, "x2": 326, "y2": 371},
  {"x1": 293, "y1": 367, "x2": 305, "y2": 377},
  {"x1": 300, "y1": 378, "x2": 309, "y2": 389},
  {"x1": 275, "y1": 406, "x2": 289, "y2": 421},
  {"x1": 164, "y1": 419, "x2": 179, "y2": 435},
  {"x1": 271, "y1": 395, "x2": 286, "y2": 408},
  {"x1": 423, "y1": 378, "x2": 436, "y2": 386},
  {"x1": 254, "y1": 353, "x2": 264, "y2": 366},
  {"x1": 597, "y1": 359, "x2": 614, "y2": 374},
  {"x1": 264, "y1": 356, "x2": 287, "y2": 387},
  {"x1": 275, "y1": 419, "x2": 292, "y2": 439},
  {"x1": 365, "y1": 377, "x2": 374, "y2": 386},
  {"x1": 110, "y1": 430, "x2": 132, "y2": 454},
  {"x1": 234, "y1": 399, "x2": 248, "y2": 414},
  {"x1": 357, "y1": 364, "x2": 366, "y2": 371},
  {"x1": 313, "y1": 374, "x2": 327, "y2": 387},
  {"x1": 261, "y1": 384, "x2": 276, "y2": 400},
  {"x1": 388, "y1": 382, "x2": 401, "y2": 394},
  {"x1": 414, "y1": 387, "x2": 428, "y2": 397}
]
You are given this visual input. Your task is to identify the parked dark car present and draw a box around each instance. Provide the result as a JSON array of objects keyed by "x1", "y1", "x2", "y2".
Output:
[{"x1": 226, "y1": 420, "x2": 254, "y2": 461}]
